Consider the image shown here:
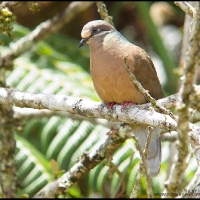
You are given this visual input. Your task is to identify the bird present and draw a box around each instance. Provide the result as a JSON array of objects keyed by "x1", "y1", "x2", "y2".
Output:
[{"x1": 79, "y1": 20, "x2": 164, "y2": 176}]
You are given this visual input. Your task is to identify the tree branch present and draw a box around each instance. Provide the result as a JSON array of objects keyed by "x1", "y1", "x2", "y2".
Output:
[
  {"x1": 1, "y1": 86, "x2": 200, "y2": 165},
  {"x1": 1, "y1": 87, "x2": 200, "y2": 136},
  {"x1": 130, "y1": 134, "x2": 154, "y2": 198},
  {"x1": 0, "y1": 1, "x2": 94, "y2": 69},
  {"x1": 124, "y1": 56, "x2": 176, "y2": 120},
  {"x1": 190, "y1": 85, "x2": 200, "y2": 112},
  {"x1": 0, "y1": 87, "x2": 177, "y2": 130},
  {"x1": 34, "y1": 124, "x2": 131, "y2": 198},
  {"x1": 181, "y1": 167, "x2": 200, "y2": 197},
  {"x1": 174, "y1": 1, "x2": 195, "y2": 18},
  {"x1": 13, "y1": 107, "x2": 119, "y2": 128},
  {"x1": 165, "y1": 2, "x2": 200, "y2": 196},
  {"x1": 96, "y1": 1, "x2": 114, "y2": 26}
]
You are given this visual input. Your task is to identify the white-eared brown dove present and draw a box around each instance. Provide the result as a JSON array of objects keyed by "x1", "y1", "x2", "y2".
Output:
[{"x1": 79, "y1": 20, "x2": 164, "y2": 176}]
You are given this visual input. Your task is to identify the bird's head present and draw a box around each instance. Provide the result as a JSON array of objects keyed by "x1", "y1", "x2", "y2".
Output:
[{"x1": 79, "y1": 20, "x2": 115, "y2": 47}]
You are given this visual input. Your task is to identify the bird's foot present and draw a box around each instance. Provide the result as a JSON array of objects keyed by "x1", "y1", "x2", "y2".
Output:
[
  {"x1": 122, "y1": 102, "x2": 134, "y2": 109},
  {"x1": 107, "y1": 102, "x2": 116, "y2": 109}
]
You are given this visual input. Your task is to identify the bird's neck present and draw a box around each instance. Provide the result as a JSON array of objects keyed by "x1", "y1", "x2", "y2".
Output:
[
  {"x1": 103, "y1": 31, "x2": 128, "y2": 47},
  {"x1": 89, "y1": 31, "x2": 130, "y2": 60}
]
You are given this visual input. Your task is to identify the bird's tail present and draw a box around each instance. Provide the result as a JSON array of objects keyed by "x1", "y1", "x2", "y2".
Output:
[{"x1": 131, "y1": 124, "x2": 161, "y2": 176}]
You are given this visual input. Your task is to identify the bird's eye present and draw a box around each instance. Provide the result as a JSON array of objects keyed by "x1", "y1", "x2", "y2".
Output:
[{"x1": 92, "y1": 27, "x2": 99, "y2": 34}]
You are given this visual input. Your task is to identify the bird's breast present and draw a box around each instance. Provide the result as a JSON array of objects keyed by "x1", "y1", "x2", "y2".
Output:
[{"x1": 90, "y1": 45, "x2": 146, "y2": 104}]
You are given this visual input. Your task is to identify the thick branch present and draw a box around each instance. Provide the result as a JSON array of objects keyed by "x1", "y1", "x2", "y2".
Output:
[
  {"x1": 1, "y1": 87, "x2": 200, "y2": 136},
  {"x1": 1, "y1": 86, "x2": 200, "y2": 160},
  {"x1": 1, "y1": 87, "x2": 200, "y2": 164},
  {"x1": 0, "y1": 87, "x2": 177, "y2": 130},
  {"x1": 13, "y1": 107, "x2": 119, "y2": 128}
]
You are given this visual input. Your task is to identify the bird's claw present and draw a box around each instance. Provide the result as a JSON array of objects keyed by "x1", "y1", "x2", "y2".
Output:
[
  {"x1": 107, "y1": 102, "x2": 134, "y2": 109},
  {"x1": 107, "y1": 102, "x2": 116, "y2": 109},
  {"x1": 122, "y1": 102, "x2": 134, "y2": 109}
]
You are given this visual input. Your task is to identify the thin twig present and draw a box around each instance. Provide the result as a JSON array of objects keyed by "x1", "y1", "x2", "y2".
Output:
[
  {"x1": 174, "y1": 1, "x2": 195, "y2": 18},
  {"x1": 130, "y1": 135, "x2": 154, "y2": 198},
  {"x1": 143, "y1": 126, "x2": 155, "y2": 197},
  {"x1": 124, "y1": 56, "x2": 176, "y2": 121},
  {"x1": 161, "y1": 131, "x2": 178, "y2": 142},
  {"x1": 0, "y1": 1, "x2": 94, "y2": 69},
  {"x1": 190, "y1": 82, "x2": 200, "y2": 112},
  {"x1": 179, "y1": 11, "x2": 193, "y2": 68},
  {"x1": 182, "y1": 167, "x2": 200, "y2": 198},
  {"x1": 143, "y1": 126, "x2": 153, "y2": 157},
  {"x1": 112, "y1": 152, "x2": 134, "y2": 198},
  {"x1": 130, "y1": 160, "x2": 143, "y2": 198},
  {"x1": 96, "y1": 1, "x2": 114, "y2": 26},
  {"x1": 34, "y1": 124, "x2": 131, "y2": 197}
]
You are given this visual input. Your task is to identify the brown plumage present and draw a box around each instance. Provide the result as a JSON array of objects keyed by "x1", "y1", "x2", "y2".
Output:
[{"x1": 79, "y1": 20, "x2": 164, "y2": 176}]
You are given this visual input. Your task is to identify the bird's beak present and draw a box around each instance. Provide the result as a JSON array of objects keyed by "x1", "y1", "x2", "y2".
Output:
[{"x1": 79, "y1": 38, "x2": 88, "y2": 48}]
